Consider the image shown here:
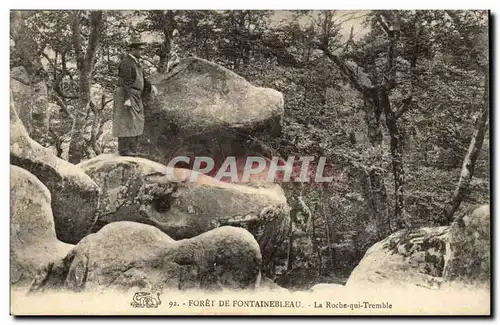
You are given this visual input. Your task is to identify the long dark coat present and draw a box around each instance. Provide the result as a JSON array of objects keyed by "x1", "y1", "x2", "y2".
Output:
[{"x1": 112, "y1": 54, "x2": 151, "y2": 137}]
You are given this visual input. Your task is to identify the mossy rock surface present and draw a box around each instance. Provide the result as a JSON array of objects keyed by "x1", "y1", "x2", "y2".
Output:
[
  {"x1": 77, "y1": 154, "x2": 290, "y2": 275},
  {"x1": 29, "y1": 222, "x2": 262, "y2": 293},
  {"x1": 443, "y1": 205, "x2": 490, "y2": 285}
]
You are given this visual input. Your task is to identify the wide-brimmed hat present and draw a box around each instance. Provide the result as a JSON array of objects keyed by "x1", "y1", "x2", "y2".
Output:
[{"x1": 128, "y1": 35, "x2": 146, "y2": 48}]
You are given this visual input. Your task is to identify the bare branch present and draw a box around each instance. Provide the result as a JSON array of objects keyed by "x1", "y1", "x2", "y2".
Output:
[
  {"x1": 375, "y1": 14, "x2": 391, "y2": 36},
  {"x1": 104, "y1": 98, "x2": 113, "y2": 107},
  {"x1": 319, "y1": 44, "x2": 367, "y2": 94},
  {"x1": 410, "y1": 14, "x2": 421, "y2": 84},
  {"x1": 99, "y1": 94, "x2": 113, "y2": 110},
  {"x1": 327, "y1": 29, "x2": 358, "y2": 54},
  {"x1": 41, "y1": 52, "x2": 56, "y2": 70},
  {"x1": 89, "y1": 100, "x2": 97, "y2": 114},
  {"x1": 72, "y1": 11, "x2": 84, "y2": 70},
  {"x1": 383, "y1": 14, "x2": 399, "y2": 91},
  {"x1": 344, "y1": 25, "x2": 355, "y2": 52},
  {"x1": 84, "y1": 11, "x2": 104, "y2": 70},
  {"x1": 52, "y1": 51, "x2": 79, "y2": 100},
  {"x1": 443, "y1": 81, "x2": 489, "y2": 223},
  {"x1": 52, "y1": 93, "x2": 74, "y2": 120}
]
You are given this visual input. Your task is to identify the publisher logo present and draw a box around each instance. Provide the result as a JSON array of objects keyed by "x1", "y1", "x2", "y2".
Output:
[{"x1": 130, "y1": 292, "x2": 162, "y2": 308}]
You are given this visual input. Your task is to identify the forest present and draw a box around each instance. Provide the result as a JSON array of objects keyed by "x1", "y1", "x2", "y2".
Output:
[{"x1": 10, "y1": 10, "x2": 490, "y2": 290}]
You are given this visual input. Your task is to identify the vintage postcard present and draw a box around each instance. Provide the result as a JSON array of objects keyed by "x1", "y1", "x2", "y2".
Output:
[{"x1": 9, "y1": 9, "x2": 490, "y2": 316}]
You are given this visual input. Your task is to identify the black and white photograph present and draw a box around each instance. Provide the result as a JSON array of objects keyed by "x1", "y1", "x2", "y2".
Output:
[{"x1": 7, "y1": 7, "x2": 491, "y2": 316}]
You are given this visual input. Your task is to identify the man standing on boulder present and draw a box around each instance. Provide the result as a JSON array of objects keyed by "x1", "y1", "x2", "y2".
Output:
[{"x1": 112, "y1": 36, "x2": 158, "y2": 157}]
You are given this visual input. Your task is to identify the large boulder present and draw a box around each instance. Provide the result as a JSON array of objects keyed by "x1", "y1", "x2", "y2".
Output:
[
  {"x1": 29, "y1": 222, "x2": 261, "y2": 293},
  {"x1": 10, "y1": 165, "x2": 73, "y2": 287},
  {"x1": 346, "y1": 226, "x2": 449, "y2": 289},
  {"x1": 443, "y1": 205, "x2": 490, "y2": 285},
  {"x1": 10, "y1": 99, "x2": 100, "y2": 244},
  {"x1": 77, "y1": 154, "x2": 290, "y2": 274},
  {"x1": 140, "y1": 57, "x2": 284, "y2": 164},
  {"x1": 347, "y1": 205, "x2": 491, "y2": 290}
]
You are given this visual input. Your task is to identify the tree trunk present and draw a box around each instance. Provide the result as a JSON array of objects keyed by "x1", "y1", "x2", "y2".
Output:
[
  {"x1": 87, "y1": 94, "x2": 108, "y2": 156},
  {"x1": 10, "y1": 11, "x2": 50, "y2": 143},
  {"x1": 192, "y1": 16, "x2": 200, "y2": 57},
  {"x1": 359, "y1": 167, "x2": 392, "y2": 239},
  {"x1": 310, "y1": 213, "x2": 322, "y2": 276},
  {"x1": 9, "y1": 11, "x2": 47, "y2": 83},
  {"x1": 323, "y1": 196, "x2": 336, "y2": 273},
  {"x1": 369, "y1": 169, "x2": 392, "y2": 237},
  {"x1": 359, "y1": 96, "x2": 391, "y2": 238},
  {"x1": 68, "y1": 73, "x2": 91, "y2": 164},
  {"x1": 442, "y1": 12, "x2": 489, "y2": 224},
  {"x1": 68, "y1": 11, "x2": 103, "y2": 164},
  {"x1": 286, "y1": 199, "x2": 298, "y2": 272},
  {"x1": 158, "y1": 11, "x2": 176, "y2": 73},
  {"x1": 443, "y1": 99, "x2": 489, "y2": 223},
  {"x1": 325, "y1": 222, "x2": 334, "y2": 272},
  {"x1": 380, "y1": 89, "x2": 409, "y2": 229},
  {"x1": 107, "y1": 45, "x2": 111, "y2": 74},
  {"x1": 158, "y1": 46, "x2": 171, "y2": 73},
  {"x1": 363, "y1": 94, "x2": 384, "y2": 146},
  {"x1": 48, "y1": 127, "x2": 64, "y2": 158},
  {"x1": 321, "y1": 12, "x2": 409, "y2": 231},
  {"x1": 286, "y1": 217, "x2": 294, "y2": 272}
]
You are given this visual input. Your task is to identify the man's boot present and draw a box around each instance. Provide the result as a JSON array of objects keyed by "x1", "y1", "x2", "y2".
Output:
[
  {"x1": 118, "y1": 137, "x2": 136, "y2": 156},
  {"x1": 129, "y1": 136, "x2": 139, "y2": 156}
]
